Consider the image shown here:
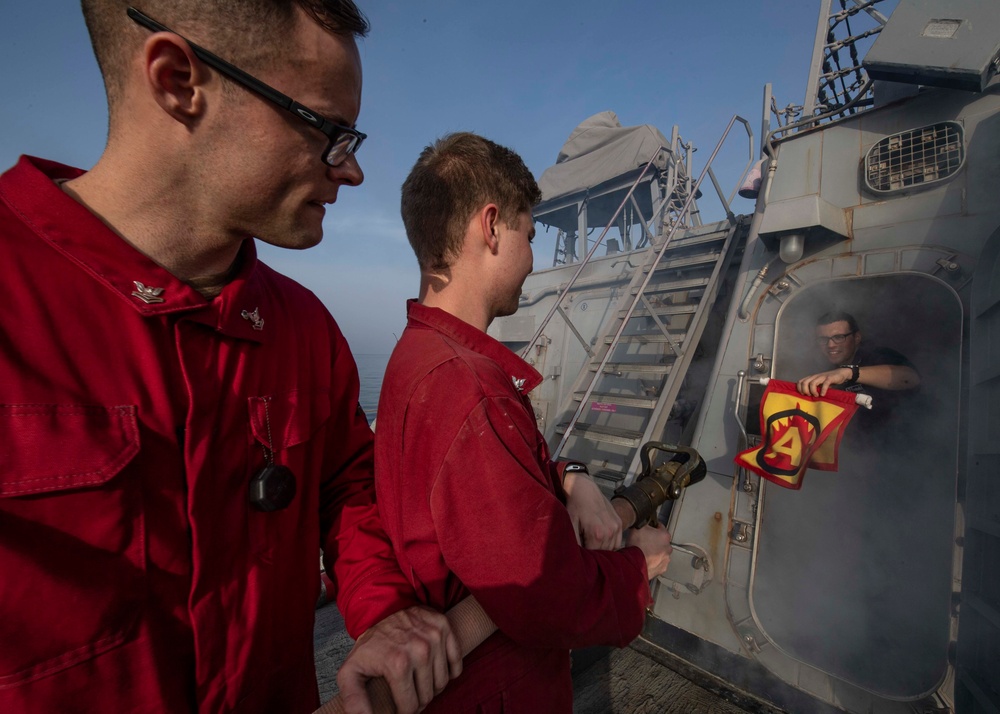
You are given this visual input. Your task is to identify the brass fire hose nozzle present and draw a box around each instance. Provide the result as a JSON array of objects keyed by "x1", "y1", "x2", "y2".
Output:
[{"x1": 612, "y1": 441, "x2": 707, "y2": 528}]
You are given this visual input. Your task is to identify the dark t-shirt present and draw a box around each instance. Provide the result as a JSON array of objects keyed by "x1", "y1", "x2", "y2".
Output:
[{"x1": 836, "y1": 344, "x2": 918, "y2": 431}]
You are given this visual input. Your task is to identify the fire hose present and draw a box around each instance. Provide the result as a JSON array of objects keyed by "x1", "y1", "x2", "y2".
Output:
[{"x1": 315, "y1": 442, "x2": 706, "y2": 714}]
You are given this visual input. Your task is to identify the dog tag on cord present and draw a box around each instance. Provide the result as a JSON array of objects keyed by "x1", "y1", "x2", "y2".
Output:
[{"x1": 250, "y1": 464, "x2": 297, "y2": 512}]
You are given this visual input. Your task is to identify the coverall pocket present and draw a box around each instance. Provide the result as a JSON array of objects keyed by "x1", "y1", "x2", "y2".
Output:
[
  {"x1": 247, "y1": 389, "x2": 331, "y2": 560},
  {"x1": 476, "y1": 691, "x2": 508, "y2": 713},
  {"x1": 0, "y1": 404, "x2": 144, "y2": 687}
]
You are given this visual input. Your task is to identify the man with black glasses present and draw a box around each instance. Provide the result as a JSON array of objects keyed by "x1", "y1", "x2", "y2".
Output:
[
  {"x1": 797, "y1": 311, "x2": 920, "y2": 425},
  {"x1": 0, "y1": 2, "x2": 460, "y2": 713}
]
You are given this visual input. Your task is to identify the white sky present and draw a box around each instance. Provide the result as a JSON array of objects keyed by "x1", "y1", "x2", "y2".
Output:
[{"x1": 2, "y1": 1, "x2": 835, "y2": 353}]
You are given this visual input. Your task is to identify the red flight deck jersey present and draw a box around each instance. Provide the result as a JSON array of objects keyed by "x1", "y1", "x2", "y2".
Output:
[
  {"x1": 375, "y1": 301, "x2": 652, "y2": 713},
  {"x1": 0, "y1": 157, "x2": 416, "y2": 713}
]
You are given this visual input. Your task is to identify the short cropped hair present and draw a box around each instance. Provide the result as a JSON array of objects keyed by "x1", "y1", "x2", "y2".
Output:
[
  {"x1": 816, "y1": 311, "x2": 859, "y2": 333},
  {"x1": 401, "y1": 132, "x2": 542, "y2": 272},
  {"x1": 81, "y1": 0, "x2": 368, "y2": 115}
]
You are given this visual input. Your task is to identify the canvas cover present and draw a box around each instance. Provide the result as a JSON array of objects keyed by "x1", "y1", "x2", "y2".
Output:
[{"x1": 538, "y1": 111, "x2": 673, "y2": 202}]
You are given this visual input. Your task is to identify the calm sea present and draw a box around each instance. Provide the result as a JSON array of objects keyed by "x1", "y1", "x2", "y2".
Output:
[{"x1": 356, "y1": 353, "x2": 390, "y2": 426}]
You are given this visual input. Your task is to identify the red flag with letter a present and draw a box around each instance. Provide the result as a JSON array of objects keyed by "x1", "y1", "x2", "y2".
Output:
[{"x1": 734, "y1": 379, "x2": 860, "y2": 489}]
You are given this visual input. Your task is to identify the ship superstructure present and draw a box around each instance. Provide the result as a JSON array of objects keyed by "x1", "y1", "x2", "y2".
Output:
[{"x1": 488, "y1": 1, "x2": 1000, "y2": 711}]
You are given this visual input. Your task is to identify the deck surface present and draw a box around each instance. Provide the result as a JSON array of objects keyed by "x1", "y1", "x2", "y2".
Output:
[
  {"x1": 314, "y1": 603, "x2": 755, "y2": 713},
  {"x1": 570, "y1": 646, "x2": 754, "y2": 714}
]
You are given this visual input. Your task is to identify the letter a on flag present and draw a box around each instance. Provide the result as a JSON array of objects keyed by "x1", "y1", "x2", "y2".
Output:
[{"x1": 734, "y1": 380, "x2": 860, "y2": 489}]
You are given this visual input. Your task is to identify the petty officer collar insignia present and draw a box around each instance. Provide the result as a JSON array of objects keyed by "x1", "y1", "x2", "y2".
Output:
[
  {"x1": 249, "y1": 397, "x2": 297, "y2": 511},
  {"x1": 241, "y1": 307, "x2": 265, "y2": 331},
  {"x1": 132, "y1": 280, "x2": 165, "y2": 304},
  {"x1": 512, "y1": 376, "x2": 526, "y2": 392}
]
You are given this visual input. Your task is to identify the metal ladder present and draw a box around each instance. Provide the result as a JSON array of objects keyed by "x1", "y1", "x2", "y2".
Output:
[
  {"x1": 541, "y1": 116, "x2": 753, "y2": 489},
  {"x1": 552, "y1": 216, "x2": 744, "y2": 487}
]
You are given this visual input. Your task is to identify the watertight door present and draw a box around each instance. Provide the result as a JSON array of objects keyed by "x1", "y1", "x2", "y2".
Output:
[
  {"x1": 955, "y1": 226, "x2": 1000, "y2": 712},
  {"x1": 753, "y1": 274, "x2": 961, "y2": 700}
]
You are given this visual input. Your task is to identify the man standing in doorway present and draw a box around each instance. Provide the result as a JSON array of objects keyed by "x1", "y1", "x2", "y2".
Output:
[
  {"x1": 797, "y1": 310, "x2": 920, "y2": 426},
  {"x1": 0, "y1": 3, "x2": 460, "y2": 713}
]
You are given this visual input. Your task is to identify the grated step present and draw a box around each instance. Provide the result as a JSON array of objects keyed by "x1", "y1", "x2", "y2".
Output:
[
  {"x1": 589, "y1": 362, "x2": 673, "y2": 375},
  {"x1": 630, "y1": 277, "x2": 709, "y2": 295},
  {"x1": 644, "y1": 251, "x2": 722, "y2": 272},
  {"x1": 620, "y1": 303, "x2": 698, "y2": 319},
  {"x1": 573, "y1": 391, "x2": 659, "y2": 409},
  {"x1": 604, "y1": 332, "x2": 688, "y2": 345},
  {"x1": 663, "y1": 228, "x2": 730, "y2": 250},
  {"x1": 554, "y1": 422, "x2": 644, "y2": 448},
  {"x1": 593, "y1": 468, "x2": 629, "y2": 487},
  {"x1": 591, "y1": 469, "x2": 629, "y2": 497}
]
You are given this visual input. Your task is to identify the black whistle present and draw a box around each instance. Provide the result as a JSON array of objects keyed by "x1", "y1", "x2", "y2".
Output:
[{"x1": 250, "y1": 464, "x2": 297, "y2": 512}]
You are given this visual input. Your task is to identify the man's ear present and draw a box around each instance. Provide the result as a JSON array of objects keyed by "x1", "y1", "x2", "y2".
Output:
[
  {"x1": 142, "y1": 34, "x2": 212, "y2": 124},
  {"x1": 479, "y1": 204, "x2": 502, "y2": 254}
]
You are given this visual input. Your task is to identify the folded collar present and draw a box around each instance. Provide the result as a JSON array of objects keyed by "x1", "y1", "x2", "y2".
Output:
[
  {"x1": 405, "y1": 299, "x2": 542, "y2": 394},
  {"x1": 1, "y1": 156, "x2": 271, "y2": 343}
]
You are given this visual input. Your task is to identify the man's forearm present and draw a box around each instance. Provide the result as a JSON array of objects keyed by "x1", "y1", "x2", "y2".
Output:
[{"x1": 855, "y1": 364, "x2": 920, "y2": 391}]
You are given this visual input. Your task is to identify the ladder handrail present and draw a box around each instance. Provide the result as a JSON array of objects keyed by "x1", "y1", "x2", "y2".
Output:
[
  {"x1": 553, "y1": 114, "x2": 752, "y2": 460},
  {"x1": 625, "y1": 218, "x2": 742, "y2": 480}
]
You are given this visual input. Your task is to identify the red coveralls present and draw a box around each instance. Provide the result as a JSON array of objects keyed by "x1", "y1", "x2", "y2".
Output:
[
  {"x1": 375, "y1": 300, "x2": 652, "y2": 713},
  {"x1": 0, "y1": 157, "x2": 415, "y2": 713}
]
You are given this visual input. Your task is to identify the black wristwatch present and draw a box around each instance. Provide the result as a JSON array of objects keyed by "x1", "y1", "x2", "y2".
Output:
[
  {"x1": 840, "y1": 364, "x2": 860, "y2": 386},
  {"x1": 563, "y1": 462, "x2": 589, "y2": 475}
]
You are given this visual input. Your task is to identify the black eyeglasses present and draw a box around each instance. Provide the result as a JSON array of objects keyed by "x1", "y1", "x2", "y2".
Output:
[
  {"x1": 126, "y1": 7, "x2": 366, "y2": 167},
  {"x1": 815, "y1": 331, "x2": 856, "y2": 346}
]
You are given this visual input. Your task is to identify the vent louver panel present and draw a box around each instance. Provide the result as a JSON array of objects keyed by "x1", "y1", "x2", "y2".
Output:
[{"x1": 864, "y1": 121, "x2": 965, "y2": 194}]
